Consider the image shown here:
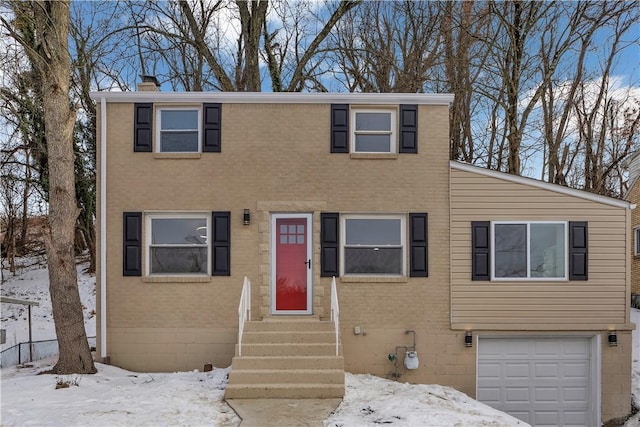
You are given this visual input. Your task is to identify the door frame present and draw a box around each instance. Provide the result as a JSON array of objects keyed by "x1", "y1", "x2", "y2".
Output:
[{"x1": 270, "y1": 213, "x2": 313, "y2": 315}]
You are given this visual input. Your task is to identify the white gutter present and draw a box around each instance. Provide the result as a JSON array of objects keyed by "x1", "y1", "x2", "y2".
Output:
[
  {"x1": 89, "y1": 91, "x2": 454, "y2": 106},
  {"x1": 100, "y1": 96, "x2": 107, "y2": 359}
]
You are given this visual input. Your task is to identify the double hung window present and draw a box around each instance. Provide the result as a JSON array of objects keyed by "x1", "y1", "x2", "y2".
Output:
[
  {"x1": 147, "y1": 214, "x2": 210, "y2": 275},
  {"x1": 157, "y1": 108, "x2": 200, "y2": 152},
  {"x1": 342, "y1": 215, "x2": 405, "y2": 275},
  {"x1": 351, "y1": 109, "x2": 396, "y2": 153},
  {"x1": 493, "y1": 222, "x2": 567, "y2": 279}
]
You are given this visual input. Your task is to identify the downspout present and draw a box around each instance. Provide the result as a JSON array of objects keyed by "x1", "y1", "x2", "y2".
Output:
[{"x1": 100, "y1": 96, "x2": 107, "y2": 360}]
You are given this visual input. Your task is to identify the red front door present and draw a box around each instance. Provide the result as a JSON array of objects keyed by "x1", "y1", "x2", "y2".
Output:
[{"x1": 274, "y1": 217, "x2": 310, "y2": 312}]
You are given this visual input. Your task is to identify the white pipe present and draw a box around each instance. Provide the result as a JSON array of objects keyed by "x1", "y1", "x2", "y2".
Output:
[{"x1": 100, "y1": 96, "x2": 107, "y2": 359}]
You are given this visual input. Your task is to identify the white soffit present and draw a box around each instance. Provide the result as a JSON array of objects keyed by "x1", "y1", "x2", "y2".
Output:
[
  {"x1": 450, "y1": 160, "x2": 633, "y2": 209},
  {"x1": 89, "y1": 91, "x2": 454, "y2": 105}
]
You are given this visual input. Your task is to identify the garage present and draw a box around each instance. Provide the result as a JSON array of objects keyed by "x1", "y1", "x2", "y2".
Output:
[{"x1": 477, "y1": 337, "x2": 598, "y2": 426}]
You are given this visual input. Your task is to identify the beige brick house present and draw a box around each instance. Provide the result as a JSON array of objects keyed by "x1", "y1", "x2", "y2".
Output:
[
  {"x1": 91, "y1": 84, "x2": 634, "y2": 426},
  {"x1": 624, "y1": 151, "x2": 640, "y2": 303}
]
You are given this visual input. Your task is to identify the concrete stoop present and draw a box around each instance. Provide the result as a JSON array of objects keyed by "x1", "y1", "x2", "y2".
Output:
[{"x1": 225, "y1": 317, "x2": 345, "y2": 399}]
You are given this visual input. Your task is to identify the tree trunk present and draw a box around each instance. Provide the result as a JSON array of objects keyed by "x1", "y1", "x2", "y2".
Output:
[
  {"x1": 22, "y1": 0, "x2": 96, "y2": 374},
  {"x1": 19, "y1": 150, "x2": 31, "y2": 255}
]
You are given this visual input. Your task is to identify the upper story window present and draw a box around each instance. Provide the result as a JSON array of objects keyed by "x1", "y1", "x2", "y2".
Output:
[
  {"x1": 635, "y1": 227, "x2": 640, "y2": 256},
  {"x1": 492, "y1": 221, "x2": 567, "y2": 280},
  {"x1": 147, "y1": 213, "x2": 210, "y2": 275},
  {"x1": 157, "y1": 108, "x2": 201, "y2": 152},
  {"x1": 341, "y1": 215, "x2": 405, "y2": 276},
  {"x1": 351, "y1": 109, "x2": 396, "y2": 153}
]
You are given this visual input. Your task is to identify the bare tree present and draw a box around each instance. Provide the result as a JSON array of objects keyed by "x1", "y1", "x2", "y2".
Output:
[
  {"x1": 0, "y1": 40, "x2": 47, "y2": 257},
  {"x1": 69, "y1": 1, "x2": 137, "y2": 271},
  {"x1": 536, "y1": 1, "x2": 639, "y2": 192},
  {"x1": 331, "y1": 0, "x2": 441, "y2": 93},
  {"x1": 129, "y1": 0, "x2": 358, "y2": 91},
  {"x1": 440, "y1": 1, "x2": 493, "y2": 163},
  {"x1": 3, "y1": 0, "x2": 96, "y2": 374}
]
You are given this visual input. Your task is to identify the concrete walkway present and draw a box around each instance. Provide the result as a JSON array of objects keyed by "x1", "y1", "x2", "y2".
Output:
[{"x1": 226, "y1": 399, "x2": 342, "y2": 427}]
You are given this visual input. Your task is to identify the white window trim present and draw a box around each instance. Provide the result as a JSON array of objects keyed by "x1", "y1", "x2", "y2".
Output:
[
  {"x1": 155, "y1": 107, "x2": 202, "y2": 153},
  {"x1": 634, "y1": 227, "x2": 640, "y2": 256},
  {"x1": 490, "y1": 221, "x2": 569, "y2": 281},
  {"x1": 145, "y1": 212, "x2": 211, "y2": 276},
  {"x1": 340, "y1": 214, "x2": 406, "y2": 277},
  {"x1": 350, "y1": 108, "x2": 397, "y2": 153}
]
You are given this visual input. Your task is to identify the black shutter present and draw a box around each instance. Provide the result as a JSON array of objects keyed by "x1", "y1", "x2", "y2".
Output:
[
  {"x1": 569, "y1": 221, "x2": 588, "y2": 281},
  {"x1": 321, "y1": 213, "x2": 340, "y2": 276},
  {"x1": 331, "y1": 104, "x2": 349, "y2": 153},
  {"x1": 134, "y1": 103, "x2": 153, "y2": 152},
  {"x1": 203, "y1": 103, "x2": 221, "y2": 152},
  {"x1": 409, "y1": 213, "x2": 428, "y2": 277},
  {"x1": 212, "y1": 211, "x2": 230, "y2": 276},
  {"x1": 399, "y1": 104, "x2": 418, "y2": 154},
  {"x1": 472, "y1": 221, "x2": 490, "y2": 281},
  {"x1": 123, "y1": 212, "x2": 142, "y2": 276}
]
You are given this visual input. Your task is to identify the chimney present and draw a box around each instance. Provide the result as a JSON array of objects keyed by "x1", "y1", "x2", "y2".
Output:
[{"x1": 138, "y1": 75, "x2": 160, "y2": 92}]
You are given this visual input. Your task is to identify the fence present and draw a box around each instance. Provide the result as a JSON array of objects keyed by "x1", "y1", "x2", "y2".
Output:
[{"x1": 0, "y1": 336, "x2": 96, "y2": 368}]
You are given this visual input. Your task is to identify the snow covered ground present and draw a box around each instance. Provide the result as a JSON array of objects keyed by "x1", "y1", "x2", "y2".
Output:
[
  {"x1": 1, "y1": 256, "x2": 96, "y2": 347},
  {"x1": 1, "y1": 258, "x2": 638, "y2": 426}
]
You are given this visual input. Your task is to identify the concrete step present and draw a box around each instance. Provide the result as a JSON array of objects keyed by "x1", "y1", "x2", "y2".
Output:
[
  {"x1": 225, "y1": 383, "x2": 345, "y2": 399},
  {"x1": 231, "y1": 356, "x2": 344, "y2": 370},
  {"x1": 239, "y1": 343, "x2": 339, "y2": 357},
  {"x1": 228, "y1": 369, "x2": 344, "y2": 385},
  {"x1": 244, "y1": 320, "x2": 334, "y2": 333},
  {"x1": 242, "y1": 331, "x2": 336, "y2": 344},
  {"x1": 228, "y1": 317, "x2": 345, "y2": 400}
]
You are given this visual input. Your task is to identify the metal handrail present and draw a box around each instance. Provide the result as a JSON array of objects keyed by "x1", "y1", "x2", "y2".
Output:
[
  {"x1": 237, "y1": 276, "x2": 251, "y2": 357},
  {"x1": 330, "y1": 276, "x2": 340, "y2": 357}
]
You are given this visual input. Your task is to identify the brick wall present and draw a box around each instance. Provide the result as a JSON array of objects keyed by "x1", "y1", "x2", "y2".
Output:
[
  {"x1": 628, "y1": 182, "x2": 640, "y2": 296},
  {"x1": 98, "y1": 101, "x2": 459, "y2": 378}
]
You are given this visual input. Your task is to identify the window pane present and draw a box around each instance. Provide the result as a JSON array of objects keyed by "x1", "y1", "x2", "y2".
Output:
[
  {"x1": 160, "y1": 131, "x2": 198, "y2": 152},
  {"x1": 355, "y1": 134, "x2": 391, "y2": 152},
  {"x1": 636, "y1": 229, "x2": 640, "y2": 254},
  {"x1": 495, "y1": 224, "x2": 527, "y2": 278},
  {"x1": 151, "y1": 247, "x2": 207, "y2": 274},
  {"x1": 161, "y1": 110, "x2": 198, "y2": 130},
  {"x1": 355, "y1": 112, "x2": 391, "y2": 131},
  {"x1": 344, "y1": 247, "x2": 402, "y2": 274},
  {"x1": 152, "y1": 218, "x2": 207, "y2": 244},
  {"x1": 530, "y1": 223, "x2": 565, "y2": 278},
  {"x1": 346, "y1": 219, "x2": 401, "y2": 245}
]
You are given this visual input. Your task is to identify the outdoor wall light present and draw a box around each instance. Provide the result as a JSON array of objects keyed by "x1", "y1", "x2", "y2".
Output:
[
  {"x1": 465, "y1": 331, "x2": 473, "y2": 348},
  {"x1": 243, "y1": 209, "x2": 251, "y2": 226},
  {"x1": 608, "y1": 330, "x2": 617, "y2": 347}
]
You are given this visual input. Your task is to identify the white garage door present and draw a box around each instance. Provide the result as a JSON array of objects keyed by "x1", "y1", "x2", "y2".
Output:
[{"x1": 477, "y1": 337, "x2": 596, "y2": 426}]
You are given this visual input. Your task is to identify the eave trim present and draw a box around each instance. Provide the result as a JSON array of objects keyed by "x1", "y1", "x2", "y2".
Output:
[{"x1": 89, "y1": 91, "x2": 454, "y2": 105}]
